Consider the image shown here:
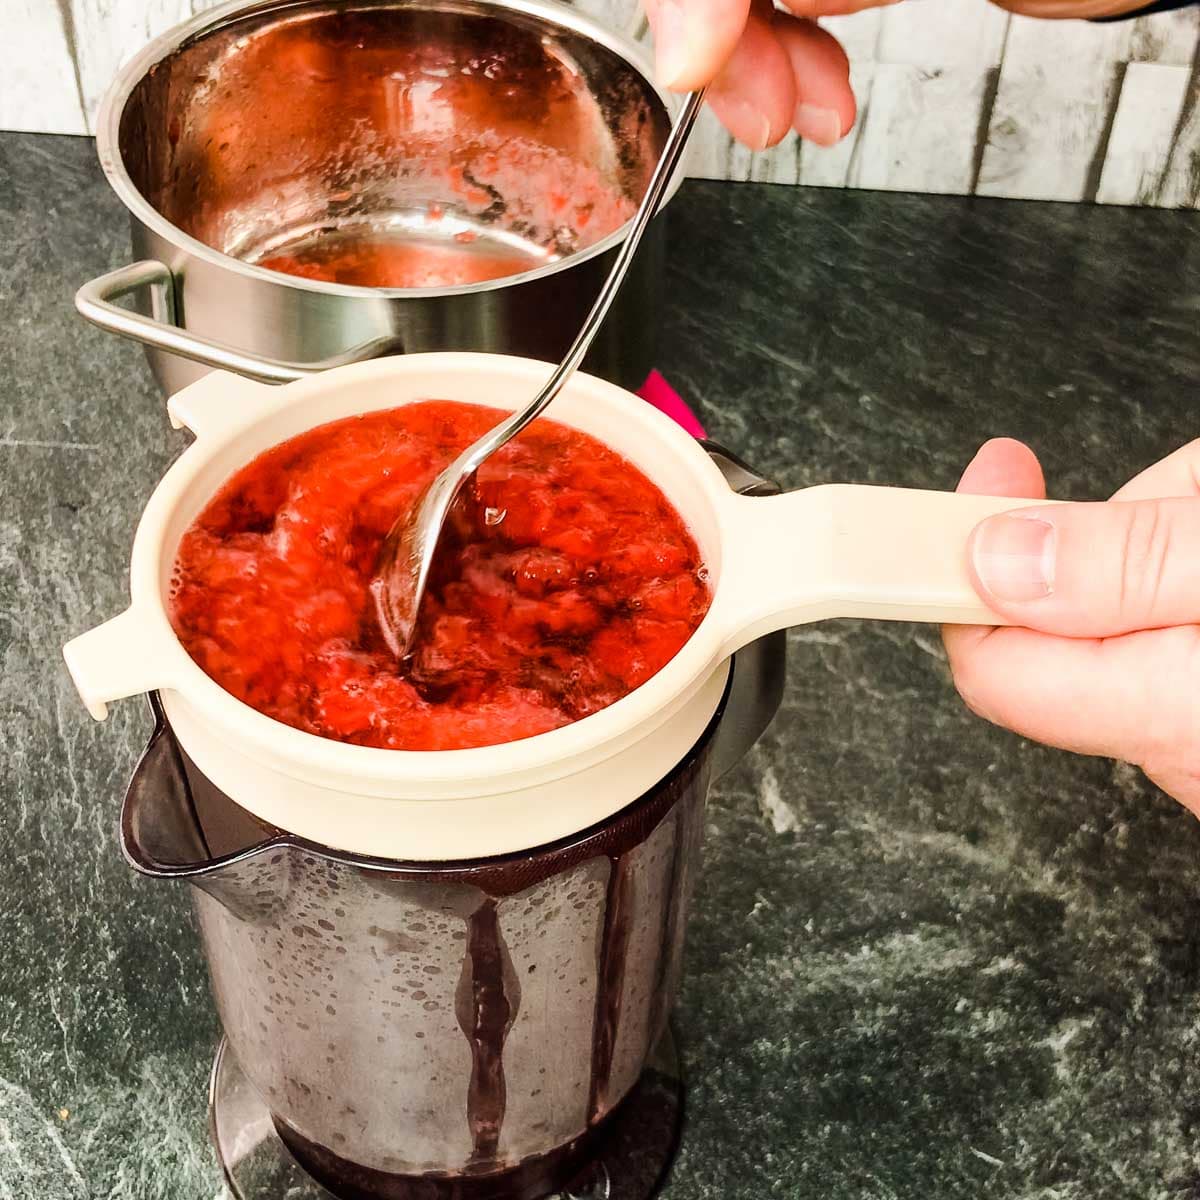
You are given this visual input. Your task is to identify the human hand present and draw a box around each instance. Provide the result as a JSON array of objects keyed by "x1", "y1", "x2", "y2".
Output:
[
  {"x1": 644, "y1": 0, "x2": 1150, "y2": 150},
  {"x1": 943, "y1": 437, "x2": 1200, "y2": 816}
]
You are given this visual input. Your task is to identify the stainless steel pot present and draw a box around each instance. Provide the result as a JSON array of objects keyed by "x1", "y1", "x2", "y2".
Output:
[{"x1": 78, "y1": 0, "x2": 676, "y2": 394}]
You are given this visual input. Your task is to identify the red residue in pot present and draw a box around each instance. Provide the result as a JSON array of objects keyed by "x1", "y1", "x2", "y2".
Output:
[
  {"x1": 259, "y1": 237, "x2": 543, "y2": 288},
  {"x1": 169, "y1": 402, "x2": 711, "y2": 750},
  {"x1": 214, "y1": 15, "x2": 639, "y2": 289}
]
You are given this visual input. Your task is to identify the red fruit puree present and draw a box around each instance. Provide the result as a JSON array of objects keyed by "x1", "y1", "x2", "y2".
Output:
[{"x1": 170, "y1": 402, "x2": 711, "y2": 751}]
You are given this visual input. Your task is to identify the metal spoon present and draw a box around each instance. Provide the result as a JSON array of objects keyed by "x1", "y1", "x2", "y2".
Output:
[{"x1": 372, "y1": 89, "x2": 707, "y2": 659}]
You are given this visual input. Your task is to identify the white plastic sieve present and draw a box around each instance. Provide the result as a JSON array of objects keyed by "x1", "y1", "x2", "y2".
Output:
[{"x1": 64, "y1": 354, "x2": 1044, "y2": 859}]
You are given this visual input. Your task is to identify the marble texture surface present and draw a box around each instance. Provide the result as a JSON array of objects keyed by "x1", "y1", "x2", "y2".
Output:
[{"x1": 2, "y1": 129, "x2": 1200, "y2": 1199}]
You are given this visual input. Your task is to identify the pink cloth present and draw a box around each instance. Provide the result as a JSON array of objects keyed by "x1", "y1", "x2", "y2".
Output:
[{"x1": 636, "y1": 370, "x2": 706, "y2": 439}]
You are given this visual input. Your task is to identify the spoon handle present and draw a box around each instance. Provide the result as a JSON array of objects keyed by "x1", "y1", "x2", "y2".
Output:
[{"x1": 456, "y1": 89, "x2": 707, "y2": 478}]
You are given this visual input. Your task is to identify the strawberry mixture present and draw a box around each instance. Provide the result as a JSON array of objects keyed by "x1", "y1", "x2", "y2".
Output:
[{"x1": 169, "y1": 402, "x2": 710, "y2": 750}]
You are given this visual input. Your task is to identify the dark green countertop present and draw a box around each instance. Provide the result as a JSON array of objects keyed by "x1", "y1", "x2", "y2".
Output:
[{"x1": 3, "y1": 130, "x2": 1199, "y2": 1200}]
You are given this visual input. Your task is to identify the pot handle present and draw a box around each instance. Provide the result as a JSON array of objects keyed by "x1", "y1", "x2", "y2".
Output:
[
  {"x1": 75, "y1": 260, "x2": 404, "y2": 384},
  {"x1": 716, "y1": 484, "x2": 1056, "y2": 657}
]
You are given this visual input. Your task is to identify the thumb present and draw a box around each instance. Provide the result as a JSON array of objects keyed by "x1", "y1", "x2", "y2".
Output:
[
  {"x1": 968, "y1": 497, "x2": 1200, "y2": 637},
  {"x1": 645, "y1": 0, "x2": 751, "y2": 90}
]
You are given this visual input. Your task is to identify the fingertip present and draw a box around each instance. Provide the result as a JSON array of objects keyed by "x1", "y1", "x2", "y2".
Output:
[
  {"x1": 656, "y1": 52, "x2": 725, "y2": 94},
  {"x1": 793, "y1": 102, "x2": 847, "y2": 147},
  {"x1": 977, "y1": 436, "x2": 1038, "y2": 460},
  {"x1": 776, "y1": 18, "x2": 856, "y2": 145},
  {"x1": 709, "y1": 92, "x2": 788, "y2": 150},
  {"x1": 957, "y1": 437, "x2": 1045, "y2": 499},
  {"x1": 940, "y1": 622, "x2": 997, "y2": 681},
  {"x1": 709, "y1": 11, "x2": 797, "y2": 148}
]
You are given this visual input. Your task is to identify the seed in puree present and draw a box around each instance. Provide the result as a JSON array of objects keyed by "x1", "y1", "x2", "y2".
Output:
[{"x1": 169, "y1": 401, "x2": 711, "y2": 750}]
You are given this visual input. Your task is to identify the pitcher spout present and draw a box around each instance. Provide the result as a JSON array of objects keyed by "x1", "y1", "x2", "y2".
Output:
[{"x1": 121, "y1": 693, "x2": 280, "y2": 882}]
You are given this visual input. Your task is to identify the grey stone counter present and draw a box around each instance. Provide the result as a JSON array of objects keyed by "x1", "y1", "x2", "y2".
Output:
[{"x1": 2, "y1": 130, "x2": 1198, "y2": 1200}]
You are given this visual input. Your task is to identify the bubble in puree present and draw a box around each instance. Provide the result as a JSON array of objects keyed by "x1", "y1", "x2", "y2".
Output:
[{"x1": 169, "y1": 401, "x2": 711, "y2": 750}]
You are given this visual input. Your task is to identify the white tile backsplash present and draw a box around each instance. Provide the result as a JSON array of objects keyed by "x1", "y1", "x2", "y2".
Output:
[{"x1": 4, "y1": 0, "x2": 1197, "y2": 208}]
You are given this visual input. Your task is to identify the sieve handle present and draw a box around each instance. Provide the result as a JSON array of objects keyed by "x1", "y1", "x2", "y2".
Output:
[
  {"x1": 165, "y1": 368, "x2": 281, "y2": 440},
  {"x1": 63, "y1": 608, "x2": 181, "y2": 721},
  {"x1": 716, "y1": 484, "x2": 1058, "y2": 657}
]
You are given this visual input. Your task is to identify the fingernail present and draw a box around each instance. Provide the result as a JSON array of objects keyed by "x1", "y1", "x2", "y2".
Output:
[
  {"x1": 794, "y1": 103, "x2": 843, "y2": 147},
  {"x1": 720, "y1": 99, "x2": 772, "y2": 151},
  {"x1": 972, "y1": 514, "x2": 1056, "y2": 602},
  {"x1": 653, "y1": 0, "x2": 689, "y2": 89}
]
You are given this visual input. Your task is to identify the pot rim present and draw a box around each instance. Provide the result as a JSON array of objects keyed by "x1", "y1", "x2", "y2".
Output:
[{"x1": 95, "y1": 0, "x2": 684, "y2": 301}]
